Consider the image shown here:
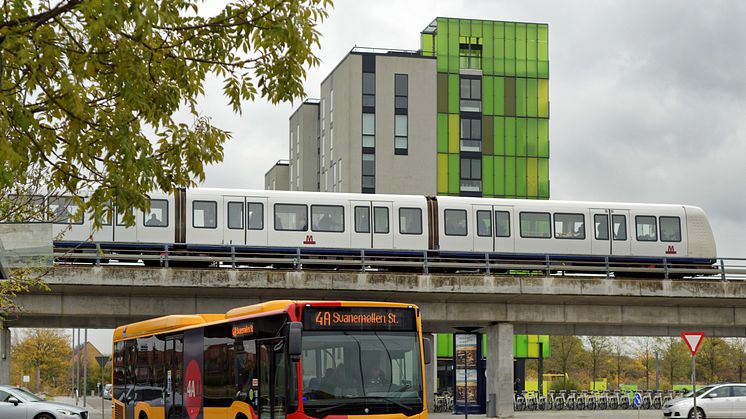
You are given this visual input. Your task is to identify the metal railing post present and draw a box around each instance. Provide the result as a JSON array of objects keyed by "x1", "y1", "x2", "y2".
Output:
[
  {"x1": 663, "y1": 258, "x2": 669, "y2": 280},
  {"x1": 485, "y1": 253, "x2": 491, "y2": 275},
  {"x1": 360, "y1": 249, "x2": 366, "y2": 272},
  {"x1": 605, "y1": 256, "x2": 610, "y2": 279},
  {"x1": 231, "y1": 245, "x2": 236, "y2": 269},
  {"x1": 163, "y1": 245, "x2": 169, "y2": 268},
  {"x1": 721, "y1": 258, "x2": 727, "y2": 281},
  {"x1": 423, "y1": 251, "x2": 429, "y2": 274},
  {"x1": 545, "y1": 255, "x2": 551, "y2": 277},
  {"x1": 295, "y1": 248, "x2": 301, "y2": 271},
  {"x1": 94, "y1": 242, "x2": 101, "y2": 267}
]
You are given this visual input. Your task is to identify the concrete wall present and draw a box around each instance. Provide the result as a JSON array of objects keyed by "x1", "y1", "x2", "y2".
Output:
[
  {"x1": 11, "y1": 266, "x2": 746, "y2": 336},
  {"x1": 264, "y1": 162, "x2": 289, "y2": 191},
  {"x1": 289, "y1": 101, "x2": 320, "y2": 191}
]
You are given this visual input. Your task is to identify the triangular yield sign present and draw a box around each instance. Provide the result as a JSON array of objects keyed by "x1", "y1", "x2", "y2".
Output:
[{"x1": 681, "y1": 332, "x2": 705, "y2": 355}]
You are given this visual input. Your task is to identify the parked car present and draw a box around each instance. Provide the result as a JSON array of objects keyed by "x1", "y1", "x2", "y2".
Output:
[
  {"x1": 102, "y1": 384, "x2": 112, "y2": 400},
  {"x1": 0, "y1": 385, "x2": 88, "y2": 419},
  {"x1": 663, "y1": 383, "x2": 746, "y2": 418}
]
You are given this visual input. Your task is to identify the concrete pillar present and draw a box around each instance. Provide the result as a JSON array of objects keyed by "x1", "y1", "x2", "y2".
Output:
[
  {"x1": 486, "y1": 323, "x2": 513, "y2": 418},
  {"x1": 0, "y1": 323, "x2": 10, "y2": 385},
  {"x1": 424, "y1": 333, "x2": 436, "y2": 412}
]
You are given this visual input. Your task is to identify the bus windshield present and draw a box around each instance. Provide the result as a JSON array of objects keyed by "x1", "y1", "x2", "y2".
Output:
[{"x1": 301, "y1": 331, "x2": 423, "y2": 416}]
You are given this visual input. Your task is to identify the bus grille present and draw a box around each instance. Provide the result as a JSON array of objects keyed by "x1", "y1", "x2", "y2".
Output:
[{"x1": 114, "y1": 402, "x2": 124, "y2": 419}]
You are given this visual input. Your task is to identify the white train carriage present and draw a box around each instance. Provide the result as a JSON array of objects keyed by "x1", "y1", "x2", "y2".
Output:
[{"x1": 435, "y1": 196, "x2": 716, "y2": 261}]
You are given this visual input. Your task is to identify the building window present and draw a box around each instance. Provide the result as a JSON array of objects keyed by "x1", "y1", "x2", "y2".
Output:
[
  {"x1": 362, "y1": 154, "x2": 375, "y2": 193},
  {"x1": 460, "y1": 118, "x2": 481, "y2": 152},
  {"x1": 459, "y1": 36, "x2": 482, "y2": 69},
  {"x1": 394, "y1": 74, "x2": 408, "y2": 155},
  {"x1": 460, "y1": 158, "x2": 482, "y2": 193},
  {"x1": 460, "y1": 77, "x2": 482, "y2": 112},
  {"x1": 395, "y1": 115, "x2": 408, "y2": 154},
  {"x1": 330, "y1": 89, "x2": 334, "y2": 126},
  {"x1": 362, "y1": 113, "x2": 375, "y2": 148},
  {"x1": 363, "y1": 72, "x2": 375, "y2": 108}
]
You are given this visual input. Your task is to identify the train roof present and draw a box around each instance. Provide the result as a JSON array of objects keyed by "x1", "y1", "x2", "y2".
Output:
[{"x1": 112, "y1": 300, "x2": 417, "y2": 341}]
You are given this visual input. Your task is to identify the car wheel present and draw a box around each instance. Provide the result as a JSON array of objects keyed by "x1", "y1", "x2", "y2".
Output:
[
  {"x1": 35, "y1": 414, "x2": 54, "y2": 419},
  {"x1": 688, "y1": 407, "x2": 706, "y2": 419}
]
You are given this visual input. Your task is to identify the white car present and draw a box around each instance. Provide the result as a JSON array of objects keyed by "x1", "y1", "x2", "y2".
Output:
[
  {"x1": 663, "y1": 383, "x2": 746, "y2": 418},
  {"x1": 0, "y1": 385, "x2": 88, "y2": 419}
]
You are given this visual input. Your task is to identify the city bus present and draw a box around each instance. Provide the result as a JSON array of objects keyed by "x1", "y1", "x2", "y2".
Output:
[{"x1": 112, "y1": 300, "x2": 431, "y2": 419}]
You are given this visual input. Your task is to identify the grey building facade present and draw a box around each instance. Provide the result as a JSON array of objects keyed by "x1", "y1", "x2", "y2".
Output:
[{"x1": 264, "y1": 160, "x2": 290, "y2": 191}]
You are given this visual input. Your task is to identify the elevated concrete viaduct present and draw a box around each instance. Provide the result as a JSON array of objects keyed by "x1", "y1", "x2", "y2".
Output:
[{"x1": 6, "y1": 266, "x2": 746, "y2": 417}]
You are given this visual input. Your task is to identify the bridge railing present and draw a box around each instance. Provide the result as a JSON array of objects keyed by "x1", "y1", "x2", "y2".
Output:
[{"x1": 50, "y1": 241, "x2": 746, "y2": 280}]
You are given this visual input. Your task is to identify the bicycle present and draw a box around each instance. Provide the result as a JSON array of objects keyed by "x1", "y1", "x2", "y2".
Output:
[
  {"x1": 640, "y1": 391, "x2": 652, "y2": 409},
  {"x1": 575, "y1": 390, "x2": 586, "y2": 410},
  {"x1": 537, "y1": 390, "x2": 547, "y2": 410},
  {"x1": 551, "y1": 390, "x2": 565, "y2": 410},
  {"x1": 652, "y1": 390, "x2": 663, "y2": 409},
  {"x1": 514, "y1": 391, "x2": 526, "y2": 411},
  {"x1": 585, "y1": 390, "x2": 597, "y2": 410},
  {"x1": 525, "y1": 391, "x2": 538, "y2": 411},
  {"x1": 608, "y1": 390, "x2": 620, "y2": 409},
  {"x1": 565, "y1": 390, "x2": 576, "y2": 410}
]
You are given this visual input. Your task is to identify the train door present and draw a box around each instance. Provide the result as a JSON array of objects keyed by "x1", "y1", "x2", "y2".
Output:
[
  {"x1": 350, "y1": 200, "x2": 373, "y2": 249},
  {"x1": 164, "y1": 335, "x2": 184, "y2": 419},
  {"x1": 114, "y1": 207, "x2": 137, "y2": 243},
  {"x1": 91, "y1": 213, "x2": 114, "y2": 242},
  {"x1": 493, "y1": 206, "x2": 515, "y2": 253},
  {"x1": 590, "y1": 209, "x2": 631, "y2": 256},
  {"x1": 473, "y1": 205, "x2": 494, "y2": 252},
  {"x1": 258, "y1": 338, "x2": 287, "y2": 419},
  {"x1": 246, "y1": 197, "x2": 269, "y2": 246},
  {"x1": 372, "y1": 201, "x2": 394, "y2": 249},
  {"x1": 223, "y1": 196, "x2": 247, "y2": 245}
]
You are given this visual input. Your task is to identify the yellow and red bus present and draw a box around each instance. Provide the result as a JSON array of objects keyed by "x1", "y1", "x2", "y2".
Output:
[{"x1": 112, "y1": 300, "x2": 431, "y2": 419}]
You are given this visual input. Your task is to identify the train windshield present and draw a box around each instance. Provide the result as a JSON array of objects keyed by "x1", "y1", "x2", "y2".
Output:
[{"x1": 300, "y1": 331, "x2": 423, "y2": 416}]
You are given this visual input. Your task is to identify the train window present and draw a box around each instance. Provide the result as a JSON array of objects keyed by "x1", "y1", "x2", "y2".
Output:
[
  {"x1": 49, "y1": 196, "x2": 84, "y2": 224},
  {"x1": 193, "y1": 200, "x2": 217, "y2": 229},
  {"x1": 116, "y1": 209, "x2": 133, "y2": 226},
  {"x1": 495, "y1": 211, "x2": 511, "y2": 237},
  {"x1": 248, "y1": 203, "x2": 264, "y2": 230},
  {"x1": 594, "y1": 214, "x2": 609, "y2": 240},
  {"x1": 274, "y1": 204, "x2": 307, "y2": 231},
  {"x1": 374, "y1": 207, "x2": 389, "y2": 234},
  {"x1": 311, "y1": 205, "x2": 344, "y2": 232},
  {"x1": 554, "y1": 213, "x2": 585, "y2": 239},
  {"x1": 143, "y1": 199, "x2": 168, "y2": 227},
  {"x1": 444, "y1": 209, "x2": 468, "y2": 236},
  {"x1": 612, "y1": 215, "x2": 627, "y2": 241},
  {"x1": 519, "y1": 212, "x2": 551, "y2": 238},
  {"x1": 635, "y1": 216, "x2": 657, "y2": 241},
  {"x1": 8, "y1": 194, "x2": 46, "y2": 221},
  {"x1": 477, "y1": 211, "x2": 492, "y2": 237},
  {"x1": 659, "y1": 216, "x2": 681, "y2": 242},
  {"x1": 228, "y1": 202, "x2": 244, "y2": 230},
  {"x1": 399, "y1": 208, "x2": 422, "y2": 235},
  {"x1": 355, "y1": 206, "x2": 371, "y2": 233}
]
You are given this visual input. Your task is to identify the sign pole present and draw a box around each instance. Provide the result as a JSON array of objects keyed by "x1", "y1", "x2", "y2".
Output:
[{"x1": 692, "y1": 355, "x2": 696, "y2": 415}]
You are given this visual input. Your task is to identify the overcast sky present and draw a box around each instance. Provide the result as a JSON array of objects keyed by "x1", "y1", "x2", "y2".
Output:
[{"x1": 79, "y1": 0, "x2": 746, "y2": 351}]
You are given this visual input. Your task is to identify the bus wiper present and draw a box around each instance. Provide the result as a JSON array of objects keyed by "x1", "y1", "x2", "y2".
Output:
[
  {"x1": 362, "y1": 396, "x2": 417, "y2": 412},
  {"x1": 313, "y1": 398, "x2": 361, "y2": 414}
]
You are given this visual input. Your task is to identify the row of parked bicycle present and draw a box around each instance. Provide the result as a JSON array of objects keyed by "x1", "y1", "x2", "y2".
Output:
[{"x1": 514, "y1": 389, "x2": 687, "y2": 411}]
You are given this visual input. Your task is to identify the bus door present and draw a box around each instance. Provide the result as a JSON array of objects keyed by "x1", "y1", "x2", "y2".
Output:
[
  {"x1": 473, "y1": 205, "x2": 494, "y2": 252},
  {"x1": 590, "y1": 209, "x2": 631, "y2": 257},
  {"x1": 493, "y1": 206, "x2": 515, "y2": 253},
  {"x1": 223, "y1": 196, "x2": 247, "y2": 245},
  {"x1": 258, "y1": 338, "x2": 287, "y2": 419},
  {"x1": 164, "y1": 336, "x2": 184, "y2": 419}
]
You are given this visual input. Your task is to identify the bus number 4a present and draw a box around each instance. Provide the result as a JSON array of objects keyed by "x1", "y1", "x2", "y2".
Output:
[{"x1": 186, "y1": 380, "x2": 197, "y2": 397}]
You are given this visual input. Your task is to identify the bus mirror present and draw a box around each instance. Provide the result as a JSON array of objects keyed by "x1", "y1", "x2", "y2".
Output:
[
  {"x1": 423, "y1": 337, "x2": 433, "y2": 365},
  {"x1": 288, "y1": 321, "x2": 303, "y2": 362}
]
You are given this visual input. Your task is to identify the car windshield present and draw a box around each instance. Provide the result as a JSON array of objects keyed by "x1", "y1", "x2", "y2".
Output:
[
  {"x1": 685, "y1": 385, "x2": 716, "y2": 397},
  {"x1": 12, "y1": 387, "x2": 43, "y2": 402},
  {"x1": 300, "y1": 331, "x2": 423, "y2": 416}
]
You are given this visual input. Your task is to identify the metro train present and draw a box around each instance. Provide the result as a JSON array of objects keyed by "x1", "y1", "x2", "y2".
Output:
[{"x1": 48, "y1": 188, "x2": 718, "y2": 271}]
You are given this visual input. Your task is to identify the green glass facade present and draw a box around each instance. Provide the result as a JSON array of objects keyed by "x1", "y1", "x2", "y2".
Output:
[{"x1": 422, "y1": 18, "x2": 550, "y2": 198}]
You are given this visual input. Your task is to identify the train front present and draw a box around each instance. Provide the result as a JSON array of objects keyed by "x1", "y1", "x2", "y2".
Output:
[{"x1": 295, "y1": 302, "x2": 427, "y2": 419}]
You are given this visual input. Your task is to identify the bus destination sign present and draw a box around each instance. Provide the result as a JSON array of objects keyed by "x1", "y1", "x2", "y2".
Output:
[{"x1": 303, "y1": 307, "x2": 416, "y2": 331}]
